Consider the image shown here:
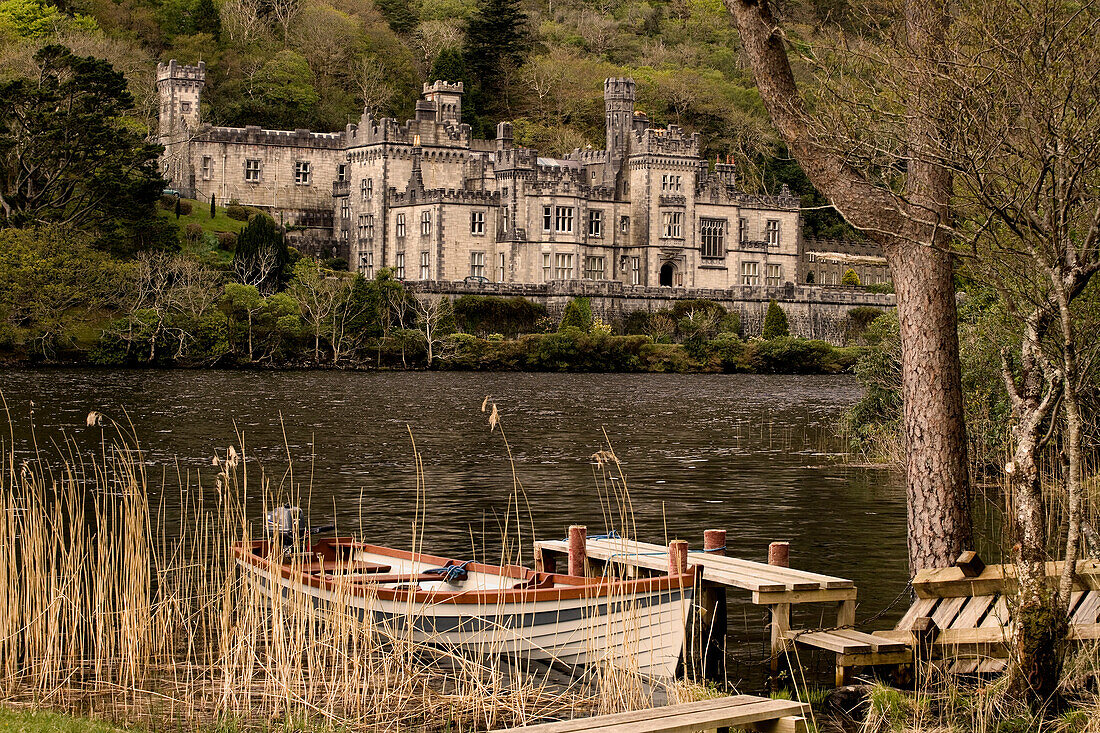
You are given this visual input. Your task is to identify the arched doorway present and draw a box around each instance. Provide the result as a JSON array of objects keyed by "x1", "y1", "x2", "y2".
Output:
[{"x1": 659, "y1": 262, "x2": 675, "y2": 287}]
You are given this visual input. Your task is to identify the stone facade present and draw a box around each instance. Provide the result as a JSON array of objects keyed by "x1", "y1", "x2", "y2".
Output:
[
  {"x1": 158, "y1": 66, "x2": 815, "y2": 282},
  {"x1": 801, "y1": 238, "x2": 890, "y2": 287}
]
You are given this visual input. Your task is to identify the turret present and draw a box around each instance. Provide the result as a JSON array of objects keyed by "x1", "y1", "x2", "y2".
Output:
[
  {"x1": 156, "y1": 60, "x2": 205, "y2": 138},
  {"x1": 604, "y1": 77, "x2": 635, "y2": 160},
  {"x1": 423, "y1": 80, "x2": 464, "y2": 124}
]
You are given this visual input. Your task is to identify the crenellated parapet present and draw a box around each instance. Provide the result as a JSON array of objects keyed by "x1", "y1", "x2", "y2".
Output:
[
  {"x1": 197, "y1": 125, "x2": 346, "y2": 149},
  {"x1": 388, "y1": 187, "x2": 500, "y2": 206},
  {"x1": 345, "y1": 113, "x2": 471, "y2": 148},
  {"x1": 630, "y1": 124, "x2": 702, "y2": 158}
]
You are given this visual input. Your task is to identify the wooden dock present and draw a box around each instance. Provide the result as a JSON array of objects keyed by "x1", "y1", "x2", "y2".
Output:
[{"x1": 534, "y1": 529, "x2": 858, "y2": 678}]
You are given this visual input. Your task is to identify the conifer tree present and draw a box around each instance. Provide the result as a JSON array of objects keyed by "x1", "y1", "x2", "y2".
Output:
[
  {"x1": 762, "y1": 300, "x2": 789, "y2": 339},
  {"x1": 463, "y1": 0, "x2": 529, "y2": 126},
  {"x1": 210, "y1": 193, "x2": 216, "y2": 220}
]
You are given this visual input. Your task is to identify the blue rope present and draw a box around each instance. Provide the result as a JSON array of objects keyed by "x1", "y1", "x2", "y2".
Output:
[
  {"x1": 691, "y1": 546, "x2": 726, "y2": 553},
  {"x1": 558, "y1": 529, "x2": 622, "y2": 542},
  {"x1": 424, "y1": 559, "x2": 473, "y2": 583}
]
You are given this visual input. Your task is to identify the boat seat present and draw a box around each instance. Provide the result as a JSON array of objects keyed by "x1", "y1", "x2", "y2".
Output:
[{"x1": 303, "y1": 560, "x2": 392, "y2": 575}]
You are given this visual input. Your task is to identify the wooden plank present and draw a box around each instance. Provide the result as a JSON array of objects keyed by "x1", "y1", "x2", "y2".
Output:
[
  {"x1": 490, "y1": 696, "x2": 762, "y2": 733},
  {"x1": 896, "y1": 597, "x2": 938, "y2": 631},
  {"x1": 830, "y1": 629, "x2": 909, "y2": 653},
  {"x1": 979, "y1": 597, "x2": 1010, "y2": 628},
  {"x1": 949, "y1": 659, "x2": 980, "y2": 674},
  {"x1": 556, "y1": 538, "x2": 855, "y2": 590},
  {"x1": 950, "y1": 595, "x2": 994, "y2": 630},
  {"x1": 977, "y1": 658, "x2": 1007, "y2": 673},
  {"x1": 1071, "y1": 592, "x2": 1100, "y2": 624},
  {"x1": 788, "y1": 630, "x2": 872, "y2": 654},
  {"x1": 537, "y1": 540, "x2": 788, "y2": 593},
  {"x1": 931, "y1": 596, "x2": 967, "y2": 629},
  {"x1": 493, "y1": 698, "x2": 809, "y2": 733},
  {"x1": 1069, "y1": 623, "x2": 1100, "y2": 640},
  {"x1": 913, "y1": 559, "x2": 1100, "y2": 599},
  {"x1": 753, "y1": 588, "x2": 858, "y2": 605},
  {"x1": 747, "y1": 716, "x2": 808, "y2": 733},
  {"x1": 836, "y1": 650, "x2": 914, "y2": 666},
  {"x1": 586, "y1": 539, "x2": 822, "y2": 591}
]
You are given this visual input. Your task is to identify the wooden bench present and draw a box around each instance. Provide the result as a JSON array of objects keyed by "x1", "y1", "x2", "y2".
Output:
[
  {"x1": 492, "y1": 695, "x2": 810, "y2": 733},
  {"x1": 786, "y1": 555, "x2": 1100, "y2": 684}
]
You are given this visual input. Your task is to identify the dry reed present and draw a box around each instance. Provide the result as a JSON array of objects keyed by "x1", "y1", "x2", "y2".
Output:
[{"x1": 0, "y1": 413, "x2": 695, "y2": 731}]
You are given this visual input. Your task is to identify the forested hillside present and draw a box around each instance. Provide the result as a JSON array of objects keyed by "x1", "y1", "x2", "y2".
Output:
[{"x1": 0, "y1": 0, "x2": 856, "y2": 238}]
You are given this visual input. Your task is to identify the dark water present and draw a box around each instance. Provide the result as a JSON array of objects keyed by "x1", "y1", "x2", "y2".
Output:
[{"x1": 0, "y1": 369, "x2": 909, "y2": 674}]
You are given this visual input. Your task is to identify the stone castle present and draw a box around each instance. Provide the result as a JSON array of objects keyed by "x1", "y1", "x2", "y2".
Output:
[{"x1": 157, "y1": 61, "x2": 879, "y2": 291}]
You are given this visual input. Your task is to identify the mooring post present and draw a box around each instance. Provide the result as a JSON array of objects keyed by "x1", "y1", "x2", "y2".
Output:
[
  {"x1": 668, "y1": 539, "x2": 689, "y2": 576},
  {"x1": 768, "y1": 541, "x2": 791, "y2": 679},
  {"x1": 700, "y1": 529, "x2": 727, "y2": 683},
  {"x1": 568, "y1": 525, "x2": 587, "y2": 577}
]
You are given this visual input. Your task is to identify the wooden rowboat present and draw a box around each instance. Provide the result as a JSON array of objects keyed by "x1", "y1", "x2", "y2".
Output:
[{"x1": 232, "y1": 537, "x2": 695, "y2": 678}]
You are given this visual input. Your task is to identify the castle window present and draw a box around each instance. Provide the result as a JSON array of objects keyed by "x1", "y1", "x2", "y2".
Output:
[
  {"x1": 661, "y1": 211, "x2": 683, "y2": 239},
  {"x1": 341, "y1": 198, "x2": 350, "y2": 220},
  {"x1": 337, "y1": 164, "x2": 347, "y2": 182},
  {"x1": 739, "y1": 217, "x2": 748, "y2": 243},
  {"x1": 661, "y1": 174, "x2": 683, "y2": 192},
  {"x1": 554, "y1": 253, "x2": 573, "y2": 280},
  {"x1": 360, "y1": 179, "x2": 368, "y2": 200},
  {"x1": 700, "y1": 218, "x2": 725, "y2": 258},
  {"x1": 588, "y1": 210, "x2": 603, "y2": 238},
  {"x1": 498, "y1": 253, "x2": 506, "y2": 282},
  {"x1": 471, "y1": 210, "x2": 485, "y2": 235},
  {"x1": 294, "y1": 160, "x2": 312, "y2": 186},
  {"x1": 421, "y1": 210, "x2": 431, "y2": 236},
  {"x1": 201, "y1": 156, "x2": 213, "y2": 180},
  {"x1": 420, "y1": 251, "x2": 430, "y2": 280},
  {"x1": 359, "y1": 251, "x2": 372, "y2": 275},
  {"x1": 741, "y1": 261, "x2": 760, "y2": 286},
  {"x1": 181, "y1": 101, "x2": 192, "y2": 114},
  {"x1": 358, "y1": 214, "x2": 374, "y2": 241},
  {"x1": 470, "y1": 252, "x2": 486, "y2": 278},
  {"x1": 631, "y1": 257, "x2": 641, "y2": 285},
  {"x1": 245, "y1": 159, "x2": 261, "y2": 183},
  {"x1": 620, "y1": 216, "x2": 629, "y2": 234},
  {"x1": 542, "y1": 253, "x2": 551, "y2": 282},
  {"x1": 554, "y1": 206, "x2": 573, "y2": 233},
  {"x1": 767, "y1": 263, "x2": 782, "y2": 287},
  {"x1": 395, "y1": 253, "x2": 406, "y2": 279},
  {"x1": 584, "y1": 256, "x2": 606, "y2": 280},
  {"x1": 765, "y1": 219, "x2": 780, "y2": 246},
  {"x1": 396, "y1": 213, "x2": 406, "y2": 238},
  {"x1": 543, "y1": 205, "x2": 552, "y2": 232}
]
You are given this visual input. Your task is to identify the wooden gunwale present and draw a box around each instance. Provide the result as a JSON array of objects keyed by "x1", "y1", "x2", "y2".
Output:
[{"x1": 232, "y1": 539, "x2": 696, "y2": 605}]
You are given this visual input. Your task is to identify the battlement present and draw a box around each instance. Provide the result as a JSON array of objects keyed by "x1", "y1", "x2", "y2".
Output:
[
  {"x1": 604, "y1": 77, "x2": 636, "y2": 100},
  {"x1": 495, "y1": 147, "x2": 537, "y2": 170},
  {"x1": 630, "y1": 124, "x2": 702, "y2": 157},
  {"x1": 573, "y1": 148, "x2": 609, "y2": 165},
  {"x1": 346, "y1": 113, "x2": 471, "y2": 147},
  {"x1": 389, "y1": 187, "x2": 500, "y2": 206},
  {"x1": 157, "y1": 60, "x2": 206, "y2": 83},
  {"x1": 423, "y1": 80, "x2": 464, "y2": 95},
  {"x1": 200, "y1": 125, "x2": 345, "y2": 149}
]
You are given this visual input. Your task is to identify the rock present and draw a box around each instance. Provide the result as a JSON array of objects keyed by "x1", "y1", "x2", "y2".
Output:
[{"x1": 822, "y1": 684, "x2": 874, "y2": 723}]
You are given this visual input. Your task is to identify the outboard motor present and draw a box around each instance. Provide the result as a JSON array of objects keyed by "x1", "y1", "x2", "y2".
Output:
[
  {"x1": 265, "y1": 504, "x2": 336, "y2": 555},
  {"x1": 267, "y1": 504, "x2": 303, "y2": 553}
]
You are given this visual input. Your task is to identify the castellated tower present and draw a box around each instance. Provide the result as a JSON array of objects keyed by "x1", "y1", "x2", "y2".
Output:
[
  {"x1": 604, "y1": 77, "x2": 635, "y2": 160},
  {"x1": 422, "y1": 80, "x2": 464, "y2": 124},
  {"x1": 156, "y1": 60, "x2": 205, "y2": 138}
]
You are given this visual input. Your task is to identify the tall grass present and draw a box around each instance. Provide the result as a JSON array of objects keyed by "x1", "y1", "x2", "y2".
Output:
[{"x1": 0, "y1": 417, "x2": 686, "y2": 731}]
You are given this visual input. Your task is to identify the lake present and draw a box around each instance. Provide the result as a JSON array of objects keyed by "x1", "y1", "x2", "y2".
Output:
[{"x1": 0, "y1": 368, "x2": 908, "y2": 681}]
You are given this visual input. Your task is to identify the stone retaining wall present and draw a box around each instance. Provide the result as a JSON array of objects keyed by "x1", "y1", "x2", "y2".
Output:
[{"x1": 407, "y1": 281, "x2": 895, "y2": 344}]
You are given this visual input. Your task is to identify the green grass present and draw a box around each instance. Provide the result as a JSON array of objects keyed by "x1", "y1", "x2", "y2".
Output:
[
  {"x1": 158, "y1": 198, "x2": 248, "y2": 236},
  {"x1": 0, "y1": 708, "x2": 128, "y2": 732}
]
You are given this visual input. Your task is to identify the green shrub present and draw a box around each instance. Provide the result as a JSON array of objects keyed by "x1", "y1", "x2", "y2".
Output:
[
  {"x1": 638, "y1": 342, "x2": 696, "y2": 372},
  {"x1": 184, "y1": 222, "x2": 204, "y2": 242},
  {"x1": 159, "y1": 194, "x2": 176, "y2": 210},
  {"x1": 762, "y1": 299, "x2": 790, "y2": 338},
  {"x1": 709, "y1": 332, "x2": 745, "y2": 372},
  {"x1": 844, "y1": 306, "x2": 884, "y2": 344},
  {"x1": 718, "y1": 311, "x2": 741, "y2": 336},
  {"x1": 177, "y1": 199, "x2": 193, "y2": 216},
  {"x1": 217, "y1": 232, "x2": 237, "y2": 250},
  {"x1": 743, "y1": 336, "x2": 853, "y2": 374},
  {"x1": 453, "y1": 295, "x2": 547, "y2": 337},
  {"x1": 226, "y1": 204, "x2": 250, "y2": 222},
  {"x1": 558, "y1": 297, "x2": 594, "y2": 332},
  {"x1": 841, "y1": 268, "x2": 861, "y2": 286}
]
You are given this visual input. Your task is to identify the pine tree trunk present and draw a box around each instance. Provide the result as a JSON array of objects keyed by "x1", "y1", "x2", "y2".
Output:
[{"x1": 884, "y1": 237, "x2": 972, "y2": 570}]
